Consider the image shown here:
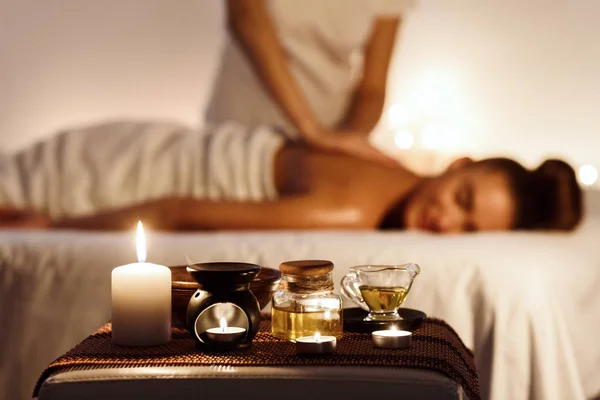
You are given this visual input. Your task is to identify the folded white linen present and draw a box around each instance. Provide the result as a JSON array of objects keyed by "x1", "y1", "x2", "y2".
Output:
[{"x1": 0, "y1": 120, "x2": 285, "y2": 218}]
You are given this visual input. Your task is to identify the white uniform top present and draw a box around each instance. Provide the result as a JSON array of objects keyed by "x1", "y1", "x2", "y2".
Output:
[{"x1": 205, "y1": 0, "x2": 414, "y2": 138}]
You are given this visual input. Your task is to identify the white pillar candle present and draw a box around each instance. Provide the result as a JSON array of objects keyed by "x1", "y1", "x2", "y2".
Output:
[{"x1": 112, "y1": 222, "x2": 171, "y2": 346}]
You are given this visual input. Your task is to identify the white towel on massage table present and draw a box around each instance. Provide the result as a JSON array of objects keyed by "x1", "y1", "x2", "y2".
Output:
[{"x1": 0, "y1": 120, "x2": 285, "y2": 218}]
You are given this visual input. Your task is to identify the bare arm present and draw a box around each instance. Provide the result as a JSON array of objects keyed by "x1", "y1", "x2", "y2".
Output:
[
  {"x1": 227, "y1": 0, "x2": 321, "y2": 141},
  {"x1": 228, "y1": 3, "x2": 401, "y2": 167},
  {"x1": 342, "y1": 16, "x2": 401, "y2": 132},
  {"x1": 0, "y1": 208, "x2": 51, "y2": 229},
  {"x1": 52, "y1": 197, "x2": 366, "y2": 231}
]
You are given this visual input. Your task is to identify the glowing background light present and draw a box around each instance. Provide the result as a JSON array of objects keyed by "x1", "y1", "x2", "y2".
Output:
[
  {"x1": 579, "y1": 164, "x2": 598, "y2": 186},
  {"x1": 394, "y1": 129, "x2": 414, "y2": 149},
  {"x1": 421, "y1": 127, "x2": 441, "y2": 150},
  {"x1": 419, "y1": 123, "x2": 461, "y2": 151},
  {"x1": 412, "y1": 68, "x2": 461, "y2": 116},
  {"x1": 387, "y1": 104, "x2": 410, "y2": 127}
]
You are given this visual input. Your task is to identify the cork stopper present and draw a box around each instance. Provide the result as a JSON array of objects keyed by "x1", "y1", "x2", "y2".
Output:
[{"x1": 279, "y1": 260, "x2": 334, "y2": 276}]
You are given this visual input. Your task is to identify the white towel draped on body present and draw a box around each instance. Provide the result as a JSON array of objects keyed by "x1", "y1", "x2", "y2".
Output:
[{"x1": 0, "y1": 121, "x2": 285, "y2": 218}]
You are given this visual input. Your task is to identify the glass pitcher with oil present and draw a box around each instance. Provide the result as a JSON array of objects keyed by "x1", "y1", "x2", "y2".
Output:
[
  {"x1": 341, "y1": 264, "x2": 420, "y2": 321},
  {"x1": 271, "y1": 260, "x2": 343, "y2": 341}
]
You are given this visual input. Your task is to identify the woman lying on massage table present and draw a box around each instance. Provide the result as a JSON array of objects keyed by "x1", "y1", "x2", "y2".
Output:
[{"x1": 0, "y1": 133, "x2": 582, "y2": 233}]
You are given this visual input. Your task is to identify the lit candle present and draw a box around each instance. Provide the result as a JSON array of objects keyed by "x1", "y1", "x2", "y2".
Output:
[
  {"x1": 372, "y1": 326, "x2": 412, "y2": 349},
  {"x1": 296, "y1": 332, "x2": 337, "y2": 355},
  {"x1": 111, "y1": 221, "x2": 171, "y2": 346},
  {"x1": 205, "y1": 317, "x2": 247, "y2": 343}
]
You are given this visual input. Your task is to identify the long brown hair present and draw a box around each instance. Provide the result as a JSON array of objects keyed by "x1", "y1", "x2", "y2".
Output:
[{"x1": 482, "y1": 158, "x2": 583, "y2": 230}]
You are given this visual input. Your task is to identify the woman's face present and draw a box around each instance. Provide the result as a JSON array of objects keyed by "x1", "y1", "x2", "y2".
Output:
[{"x1": 403, "y1": 159, "x2": 517, "y2": 233}]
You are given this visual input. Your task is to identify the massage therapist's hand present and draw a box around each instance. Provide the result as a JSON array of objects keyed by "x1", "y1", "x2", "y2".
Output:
[
  {"x1": 0, "y1": 208, "x2": 51, "y2": 229},
  {"x1": 306, "y1": 128, "x2": 401, "y2": 168}
]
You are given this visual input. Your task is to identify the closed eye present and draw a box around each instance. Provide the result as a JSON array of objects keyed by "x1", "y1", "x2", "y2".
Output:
[
  {"x1": 456, "y1": 184, "x2": 473, "y2": 212},
  {"x1": 464, "y1": 221, "x2": 477, "y2": 232}
]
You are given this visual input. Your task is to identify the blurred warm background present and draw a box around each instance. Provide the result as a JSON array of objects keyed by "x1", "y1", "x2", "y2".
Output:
[{"x1": 1, "y1": 0, "x2": 598, "y2": 182}]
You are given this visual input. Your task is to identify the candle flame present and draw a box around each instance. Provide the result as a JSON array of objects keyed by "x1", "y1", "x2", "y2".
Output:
[
  {"x1": 136, "y1": 221, "x2": 147, "y2": 263},
  {"x1": 219, "y1": 317, "x2": 227, "y2": 333},
  {"x1": 390, "y1": 325, "x2": 398, "y2": 331},
  {"x1": 314, "y1": 332, "x2": 321, "y2": 343}
]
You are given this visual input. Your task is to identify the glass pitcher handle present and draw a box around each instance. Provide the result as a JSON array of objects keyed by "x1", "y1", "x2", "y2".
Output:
[{"x1": 341, "y1": 273, "x2": 369, "y2": 311}]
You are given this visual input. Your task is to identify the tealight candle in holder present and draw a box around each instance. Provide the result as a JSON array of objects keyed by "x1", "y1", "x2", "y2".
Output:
[
  {"x1": 186, "y1": 262, "x2": 261, "y2": 352},
  {"x1": 205, "y1": 317, "x2": 247, "y2": 343},
  {"x1": 296, "y1": 332, "x2": 337, "y2": 355},
  {"x1": 372, "y1": 326, "x2": 412, "y2": 349}
]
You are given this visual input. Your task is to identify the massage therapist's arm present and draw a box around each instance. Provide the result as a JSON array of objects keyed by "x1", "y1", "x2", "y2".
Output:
[
  {"x1": 227, "y1": 0, "x2": 322, "y2": 141},
  {"x1": 52, "y1": 198, "x2": 366, "y2": 231},
  {"x1": 342, "y1": 16, "x2": 400, "y2": 132}
]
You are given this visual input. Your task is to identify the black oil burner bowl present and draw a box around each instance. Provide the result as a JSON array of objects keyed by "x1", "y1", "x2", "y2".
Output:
[{"x1": 186, "y1": 262, "x2": 262, "y2": 352}]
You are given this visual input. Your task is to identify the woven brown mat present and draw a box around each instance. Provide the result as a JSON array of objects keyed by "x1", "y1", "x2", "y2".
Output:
[{"x1": 35, "y1": 319, "x2": 480, "y2": 400}]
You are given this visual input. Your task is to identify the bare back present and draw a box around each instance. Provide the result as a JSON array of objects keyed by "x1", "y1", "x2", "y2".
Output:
[{"x1": 274, "y1": 144, "x2": 420, "y2": 228}]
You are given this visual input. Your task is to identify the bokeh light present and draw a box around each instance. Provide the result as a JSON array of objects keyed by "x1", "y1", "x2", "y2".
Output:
[
  {"x1": 579, "y1": 164, "x2": 598, "y2": 186},
  {"x1": 387, "y1": 104, "x2": 410, "y2": 127},
  {"x1": 394, "y1": 129, "x2": 414, "y2": 149}
]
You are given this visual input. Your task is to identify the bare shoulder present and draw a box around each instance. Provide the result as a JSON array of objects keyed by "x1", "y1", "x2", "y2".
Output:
[
  {"x1": 277, "y1": 148, "x2": 417, "y2": 230},
  {"x1": 306, "y1": 154, "x2": 418, "y2": 229}
]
